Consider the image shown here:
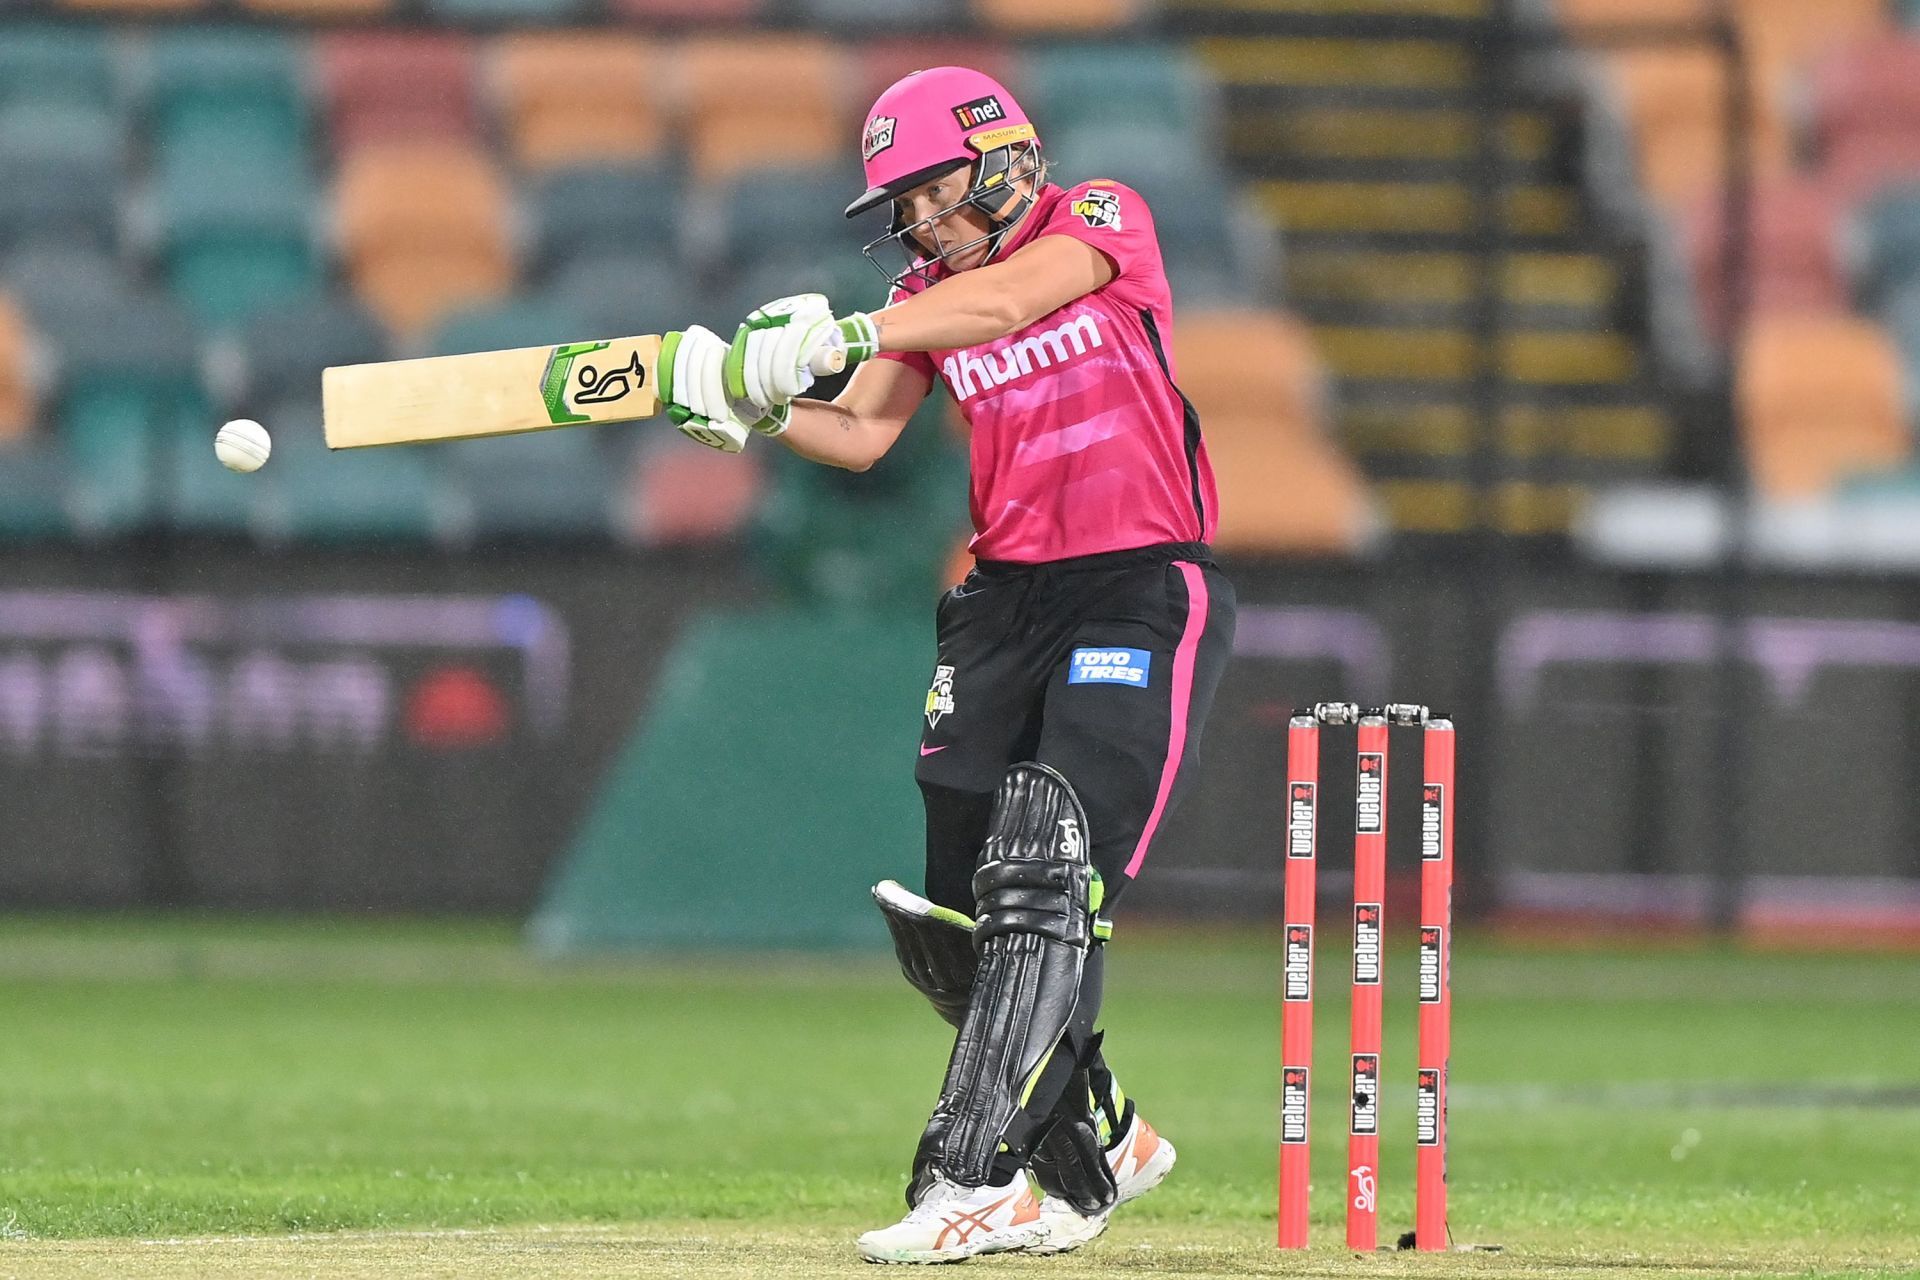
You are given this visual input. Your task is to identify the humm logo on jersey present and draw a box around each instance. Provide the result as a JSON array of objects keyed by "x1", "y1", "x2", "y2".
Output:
[{"x1": 943, "y1": 314, "x2": 1105, "y2": 402}]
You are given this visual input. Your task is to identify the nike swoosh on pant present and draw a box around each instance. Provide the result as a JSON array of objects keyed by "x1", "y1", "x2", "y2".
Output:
[{"x1": 919, "y1": 744, "x2": 948, "y2": 756}]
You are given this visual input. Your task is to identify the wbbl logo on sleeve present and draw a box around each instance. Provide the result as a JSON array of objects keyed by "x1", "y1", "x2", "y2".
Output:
[
  {"x1": 1416, "y1": 1069, "x2": 1442, "y2": 1146},
  {"x1": 1284, "y1": 924, "x2": 1312, "y2": 1002},
  {"x1": 1349, "y1": 1053, "x2": 1379, "y2": 1136},
  {"x1": 1352, "y1": 904, "x2": 1381, "y2": 984},
  {"x1": 1356, "y1": 752, "x2": 1384, "y2": 834},
  {"x1": 1070, "y1": 188, "x2": 1123, "y2": 230},
  {"x1": 1419, "y1": 925, "x2": 1444, "y2": 1003},
  {"x1": 1281, "y1": 1067, "x2": 1310, "y2": 1144},
  {"x1": 924, "y1": 663, "x2": 955, "y2": 729},
  {"x1": 1287, "y1": 783, "x2": 1316, "y2": 858},
  {"x1": 1421, "y1": 783, "x2": 1445, "y2": 860}
]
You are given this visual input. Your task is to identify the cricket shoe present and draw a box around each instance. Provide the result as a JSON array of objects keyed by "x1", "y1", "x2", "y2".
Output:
[
  {"x1": 1024, "y1": 1112, "x2": 1177, "y2": 1255},
  {"x1": 856, "y1": 1172, "x2": 1046, "y2": 1264}
]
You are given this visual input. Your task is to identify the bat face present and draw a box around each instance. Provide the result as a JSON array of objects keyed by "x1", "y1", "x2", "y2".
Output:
[{"x1": 323, "y1": 334, "x2": 663, "y2": 449}]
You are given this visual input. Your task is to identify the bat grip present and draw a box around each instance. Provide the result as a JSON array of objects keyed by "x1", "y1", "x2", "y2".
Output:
[{"x1": 810, "y1": 346, "x2": 848, "y2": 376}]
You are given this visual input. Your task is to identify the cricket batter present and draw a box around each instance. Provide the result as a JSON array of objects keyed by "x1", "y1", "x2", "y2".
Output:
[{"x1": 657, "y1": 66, "x2": 1236, "y2": 1263}]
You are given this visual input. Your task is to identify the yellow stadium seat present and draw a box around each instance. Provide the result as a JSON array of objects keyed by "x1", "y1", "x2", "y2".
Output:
[{"x1": 1739, "y1": 315, "x2": 1910, "y2": 499}]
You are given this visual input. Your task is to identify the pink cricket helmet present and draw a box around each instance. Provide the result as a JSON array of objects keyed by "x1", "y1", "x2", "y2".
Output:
[{"x1": 844, "y1": 66, "x2": 1039, "y2": 218}]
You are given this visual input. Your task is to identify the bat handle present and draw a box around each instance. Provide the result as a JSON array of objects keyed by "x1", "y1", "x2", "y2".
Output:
[{"x1": 810, "y1": 346, "x2": 847, "y2": 376}]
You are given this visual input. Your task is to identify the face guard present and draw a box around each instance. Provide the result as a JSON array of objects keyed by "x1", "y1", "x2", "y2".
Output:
[{"x1": 859, "y1": 143, "x2": 1047, "y2": 291}]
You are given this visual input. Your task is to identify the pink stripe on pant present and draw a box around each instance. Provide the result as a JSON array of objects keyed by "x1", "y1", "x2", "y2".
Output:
[{"x1": 1124, "y1": 560, "x2": 1209, "y2": 878}]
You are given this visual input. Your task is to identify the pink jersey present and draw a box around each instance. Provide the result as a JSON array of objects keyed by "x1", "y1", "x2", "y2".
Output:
[{"x1": 878, "y1": 180, "x2": 1217, "y2": 564}]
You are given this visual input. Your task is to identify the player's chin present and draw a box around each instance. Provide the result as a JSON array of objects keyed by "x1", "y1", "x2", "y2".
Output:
[{"x1": 941, "y1": 242, "x2": 991, "y2": 272}]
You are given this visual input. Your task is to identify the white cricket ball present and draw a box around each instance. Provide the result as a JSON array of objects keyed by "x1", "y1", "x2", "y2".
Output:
[{"x1": 215, "y1": 418, "x2": 272, "y2": 473}]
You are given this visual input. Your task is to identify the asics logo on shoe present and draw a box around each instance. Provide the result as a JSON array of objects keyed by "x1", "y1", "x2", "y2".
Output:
[{"x1": 932, "y1": 1188, "x2": 1039, "y2": 1248}]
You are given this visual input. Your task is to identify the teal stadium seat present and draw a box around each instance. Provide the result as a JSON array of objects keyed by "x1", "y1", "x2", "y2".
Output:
[
  {"x1": 718, "y1": 165, "x2": 871, "y2": 271},
  {"x1": 1880, "y1": 282, "x2": 1920, "y2": 384},
  {"x1": 798, "y1": 0, "x2": 962, "y2": 32},
  {"x1": 727, "y1": 257, "x2": 887, "y2": 332},
  {"x1": 547, "y1": 254, "x2": 696, "y2": 339},
  {"x1": 428, "y1": 0, "x2": 585, "y2": 23},
  {"x1": 155, "y1": 162, "x2": 319, "y2": 328},
  {"x1": 0, "y1": 100, "x2": 121, "y2": 250},
  {"x1": 161, "y1": 404, "x2": 260, "y2": 534},
  {"x1": 238, "y1": 296, "x2": 388, "y2": 405},
  {"x1": 0, "y1": 25, "x2": 116, "y2": 110},
  {"x1": 428, "y1": 300, "x2": 614, "y2": 537},
  {"x1": 531, "y1": 165, "x2": 682, "y2": 275},
  {"x1": 1020, "y1": 45, "x2": 1215, "y2": 137},
  {"x1": 1857, "y1": 186, "x2": 1920, "y2": 309},
  {"x1": 145, "y1": 30, "x2": 306, "y2": 149},
  {"x1": 0, "y1": 442, "x2": 74, "y2": 539},
  {"x1": 256, "y1": 401, "x2": 443, "y2": 543}
]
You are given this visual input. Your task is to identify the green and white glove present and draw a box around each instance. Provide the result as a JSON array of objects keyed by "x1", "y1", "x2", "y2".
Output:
[
  {"x1": 657, "y1": 325, "x2": 769, "y2": 453},
  {"x1": 724, "y1": 294, "x2": 880, "y2": 432}
]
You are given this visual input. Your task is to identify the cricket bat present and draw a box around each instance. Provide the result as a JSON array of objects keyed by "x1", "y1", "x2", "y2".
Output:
[{"x1": 321, "y1": 334, "x2": 845, "y2": 449}]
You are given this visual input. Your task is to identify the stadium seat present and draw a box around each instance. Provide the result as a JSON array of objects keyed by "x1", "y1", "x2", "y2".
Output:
[
  {"x1": 676, "y1": 37, "x2": 845, "y2": 182},
  {"x1": 0, "y1": 294, "x2": 36, "y2": 443},
  {"x1": 256, "y1": 400, "x2": 443, "y2": 542},
  {"x1": 428, "y1": 299, "x2": 589, "y2": 356},
  {"x1": 1685, "y1": 180, "x2": 1846, "y2": 338},
  {"x1": 1602, "y1": 48, "x2": 1789, "y2": 211},
  {"x1": 238, "y1": 295, "x2": 388, "y2": 405},
  {"x1": 1020, "y1": 46, "x2": 1214, "y2": 137},
  {"x1": 1809, "y1": 36, "x2": 1920, "y2": 163},
  {"x1": 431, "y1": 0, "x2": 584, "y2": 20},
  {"x1": 1822, "y1": 132, "x2": 1920, "y2": 205},
  {"x1": 239, "y1": 0, "x2": 391, "y2": 20},
  {"x1": 334, "y1": 143, "x2": 515, "y2": 340},
  {"x1": 0, "y1": 100, "x2": 123, "y2": 251},
  {"x1": 318, "y1": 34, "x2": 480, "y2": 153},
  {"x1": 1553, "y1": 0, "x2": 1710, "y2": 27},
  {"x1": 972, "y1": 0, "x2": 1144, "y2": 33},
  {"x1": 544, "y1": 253, "x2": 694, "y2": 339},
  {"x1": 3, "y1": 246, "x2": 131, "y2": 346},
  {"x1": 529, "y1": 164, "x2": 683, "y2": 275},
  {"x1": 1206, "y1": 418, "x2": 1373, "y2": 554},
  {"x1": 161, "y1": 407, "x2": 260, "y2": 534},
  {"x1": 444, "y1": 428, "x2": 612, "y2": 538},
  {"x1": 717, "y1": 166, "x2": 871, "y2": 271},
  {"x1": 145, "y1": 30, "x2": 306, "y2": 150},
  {"x1": 1738, "y1": 314, "x2": 1909, "y2": 499},
  {"x1": 0, "y1": 440, "x2": 71, "y2": 538},
  {"x1": 608, "y1": 0, "x2": 764, "y2": 19},
  {"x1": 621, "y1": 434, "x2": 764, "y2": 545},
  {"x1": 1734, "y1": 0, "x2": 1886, "y2": 100},
  {"x1": 495, "y1": 36, "x2": 663, "y2": 172},
  {"x1": 155, "y1": 165, "x2": 320, "y2": 328},
  {"x1": 1857, "y1": 185, "x2": 1920, "y2": 308},
  {"x1": 856, "y1": 40, "x2": 1015, "y2": 107},
  {"x1": 0, "y1": 25, "x2": 116, "y2": 109},
  {"x1": 799, "y1": 0, "x2": 963, "y2": 31},
  {"x1": 726, "y1": 256, "x2": 888, "y2": 332},
  {"x1": 60, "y1": 0, "x2": 207, "y2": 15},
  {"x1": 1174, "y1": 309, "x2": 1325, "y2": 426}
]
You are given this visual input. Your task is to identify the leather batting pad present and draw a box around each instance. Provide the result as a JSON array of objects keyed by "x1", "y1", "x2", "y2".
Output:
[
  {"x1": 871, "y1": 879, "x2": 977, "y2": 1030},
  {"x1": 910, "y1": 762, "x2": 1094, "y2": 1196}
]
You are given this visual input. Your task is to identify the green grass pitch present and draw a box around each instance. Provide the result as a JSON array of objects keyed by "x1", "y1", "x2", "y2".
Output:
[{"x1": 0, "y1": 915, "x2": 1916, "y2": 1278}]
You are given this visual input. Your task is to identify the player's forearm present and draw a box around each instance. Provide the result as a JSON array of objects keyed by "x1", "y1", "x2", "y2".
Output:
[
  {"x1": 777, "y1": 399, "x2": 895, "y2": 472},
  {"x1": 873, "y1": 267, "x2": 1028, "y2": 352}
]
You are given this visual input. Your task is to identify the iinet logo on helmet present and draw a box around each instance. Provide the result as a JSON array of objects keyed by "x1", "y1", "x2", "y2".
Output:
[{"x1": 942, "y1": 314, "x2": 1104, "y2": 402}]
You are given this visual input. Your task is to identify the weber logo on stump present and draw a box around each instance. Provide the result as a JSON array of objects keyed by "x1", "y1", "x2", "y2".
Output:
[
  {"x1": 1349, "y1": 1054, "x2": 1380, "y2": 1136},
  {"x1": 1284, "y1": 925, "x2": 1313, "y2": 1001},
  {"x1": 1353, "y1": 904, "x2": 1382, "y2": 984},
  {"x1": 1281, "y1": 1068, "x2": 1310, "y2": 1144},
  {"x1": 1419, "y1": 926, "x2": 1444, "y2": 1003},
  {"x1": 1287, "y1": 782, "x2": 1316, "y2": 858},
  {"x1": 1421, "y1": 783, "x2": 1445, "y2": 860},
  {"x1": 1356, "y1": 753, "x2": 1384, "y2": 834},
  {"x1": 1417, "y1": 1069, "x2": 1442, "y2": 1146}
]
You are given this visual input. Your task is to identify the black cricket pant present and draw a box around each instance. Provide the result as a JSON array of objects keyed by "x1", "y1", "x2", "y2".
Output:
[{"x1": 913, "y1": 541, "x2": 1236, "y2": 1180}]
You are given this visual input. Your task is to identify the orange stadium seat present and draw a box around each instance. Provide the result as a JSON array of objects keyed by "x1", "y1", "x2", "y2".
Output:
[
  {"x1": 675, "y1": 37, "x2": 846, "y2": 183},
  {"x1": 494, "y1": 35, "x2": 664, "y2": 172},
  {"x1": 1739, "y1": 315, "x2": 1910, "y2": 500},
  {"x1": 1174, "y1": 309, "x2": 1326, "y2": 426},
  {"x1": 1554, "y1": 0, "x2": 1712, "y2": 28},
  {"x1": 334, "y1": 143, "x2": 515, "y2": 340},
  {"x1": 1604, "y1": 47, "x2": 1788, "y2": 211},
  {"x1": 1685, "y1": 179, "x2": 1846, "y2": 339},
  {"x1": 0, "y1": 293, "x2": 37, "y2": 442},
  {"x1": 1734, "y1": 0, "x2": 1886, "y2": 106},
  {"x1": 972, "y1": 0, "x2": 1143, "y2": 34},
  {"x1": 319, "y1": 34, "x2": 479, "y2": 152}
]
